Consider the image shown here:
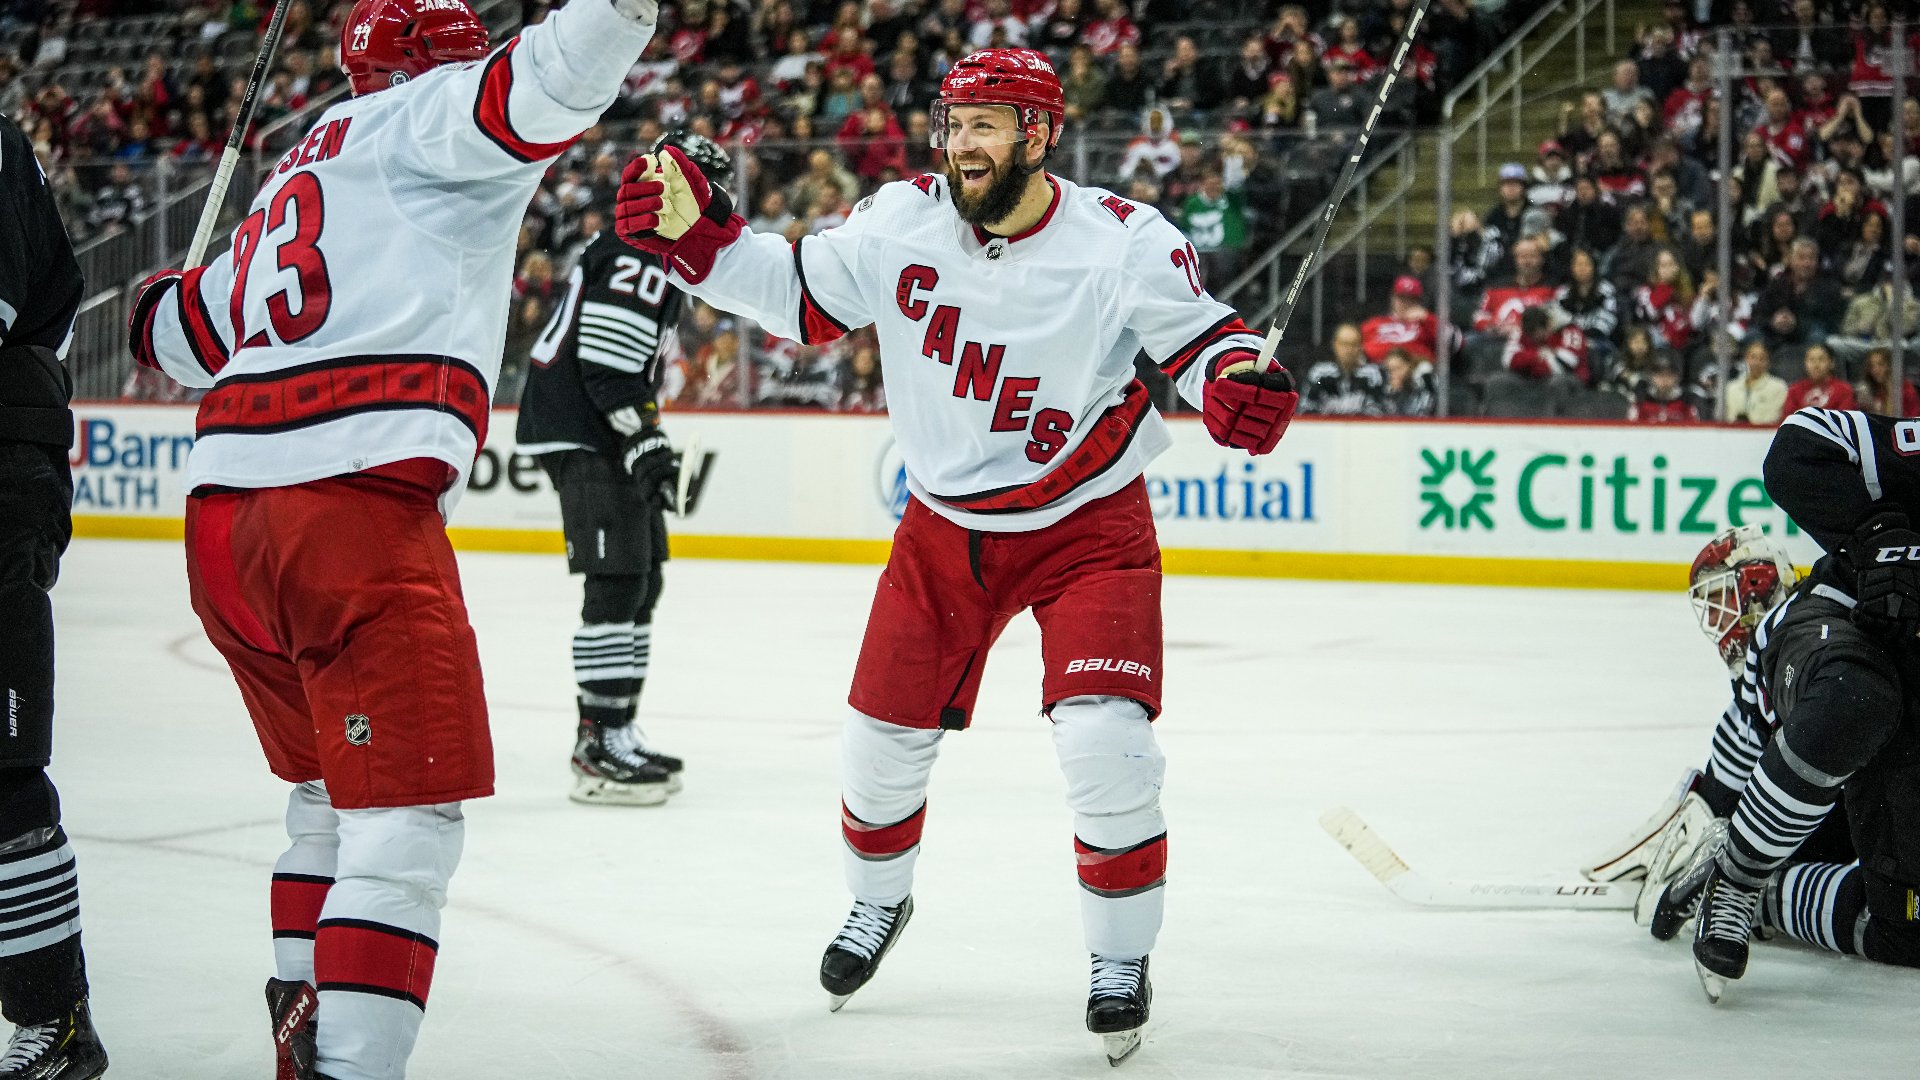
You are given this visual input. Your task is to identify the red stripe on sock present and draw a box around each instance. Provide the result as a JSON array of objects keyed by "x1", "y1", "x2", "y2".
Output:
[
  {"x1": 1075, "y1": 833, "x2": 1167, "y2": 894},
  {"x1": 269, "y1": 875, "x2": 332, "y2": 937},
  {"x1": 842, "y1": 801, "x2": 926, "y2": 857},
  {"x1": 315, "y1": 920, "x2": 437, "y2": 1008}
]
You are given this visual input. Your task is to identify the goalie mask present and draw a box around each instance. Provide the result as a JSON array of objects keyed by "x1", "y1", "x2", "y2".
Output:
[
  {"x1": 1689, "y1": 525, "x2": 1796, "y2": 670},
  {"x1": 930, "y1": 49, "x2": 1065, "y2": 161}
]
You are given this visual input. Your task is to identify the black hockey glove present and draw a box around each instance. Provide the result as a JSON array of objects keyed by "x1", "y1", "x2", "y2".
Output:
[
  {"x1": 621, "y1": 427, "x2": 677, "y2": 495},
  {"x1": 1847, "y1": 510, "x2": 1920, "y2": 641}
]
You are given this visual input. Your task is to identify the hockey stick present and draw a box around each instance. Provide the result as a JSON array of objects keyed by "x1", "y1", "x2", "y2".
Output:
[
  {"x1": 184, "y1": 0, "x2": 294, "y2": 268},
  {"x1": 1318, "y1": 808, "x2": 1640, "y2": 911},
  {"x1": 1219, "y1": 0, "x2": 1435, "y2": 376}
]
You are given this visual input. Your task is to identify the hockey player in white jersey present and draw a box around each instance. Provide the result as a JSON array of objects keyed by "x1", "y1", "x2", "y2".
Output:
[
  {"x1": 614, "y1": 48, "x2": 1298, "y2": 1064},
  {"x1": 124, "y1": 0, "x2": 657, "y2": 1075}
]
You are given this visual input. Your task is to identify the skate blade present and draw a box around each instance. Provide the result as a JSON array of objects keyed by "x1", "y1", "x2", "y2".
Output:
[
  {"x1": 1694, "y1": 961, "x2": 1728, "y2": 1005},
  {"x1": 827, "y1": 992, "x2": 853, "y2": 1013},
  {"x1": 666, "y1": 774, "x2": 684, "y2": 795},
  {"x1": 569, "y1": 777, "x2": 670, "y2": 807},
  {"x1": 1101, "y1": 1030, "x2": 1142, "y2": 1067}
]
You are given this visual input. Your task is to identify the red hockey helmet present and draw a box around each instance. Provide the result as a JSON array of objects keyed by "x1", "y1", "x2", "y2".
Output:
[
  {"x1": 931, "y1": 49, "x2": 1066, "y2": 153},
  {"x1": 1689, "y1": 525, "x2": 1797, "y2": 670},
  {"x1": 340, "y1": 0, "x2": 490, "y2": 97}
]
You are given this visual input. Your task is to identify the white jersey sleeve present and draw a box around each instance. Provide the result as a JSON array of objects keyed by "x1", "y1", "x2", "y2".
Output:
[
  {"x1": 1121, "y1": 211, "x2": 1264, "y2": 408},
  {"x1": 674, "y1": 185, "x2": 886, "y2": 345},
  {"x1": 391, "y1": 0, "x2": 655, "y2": 184},
  {"x1": 129, "y1": 257, "x2": 237, "y2": 390}
]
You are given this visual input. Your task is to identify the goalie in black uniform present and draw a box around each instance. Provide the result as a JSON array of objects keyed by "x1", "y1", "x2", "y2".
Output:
[
  {"x1": 1643, "y1": 407, "x2": 1920, "y2": 1002},
  {"x1": 0, "y1": 114, "x2": 107, "y2": 1077},
  {"x1": 517, "y1": 132, "x2": 720, "y2": 807}
]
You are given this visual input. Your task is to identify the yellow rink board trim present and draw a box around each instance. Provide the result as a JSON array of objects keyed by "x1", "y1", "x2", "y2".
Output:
[{"x1": 74, "y1": 515, "x2": 1691, "y2": 591}]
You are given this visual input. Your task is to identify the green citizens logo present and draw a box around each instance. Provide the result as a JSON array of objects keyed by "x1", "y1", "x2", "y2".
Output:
[{"x1": 1418, "y1": 449, "x2": 1800, "y2": 536}]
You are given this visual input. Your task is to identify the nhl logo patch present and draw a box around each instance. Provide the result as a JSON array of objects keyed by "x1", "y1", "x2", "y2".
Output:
[{"x1": 344, "y1": 714, "x2": 372, "y2": 747}]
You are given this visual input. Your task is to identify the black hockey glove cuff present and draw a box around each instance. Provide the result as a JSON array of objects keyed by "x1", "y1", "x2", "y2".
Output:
[
  {"x1": 1846, "y1": 509, "x2": 1920, "y2": 641},
  {"x1": 621, "y1": 426, "x2": 676, "y2": 494}
]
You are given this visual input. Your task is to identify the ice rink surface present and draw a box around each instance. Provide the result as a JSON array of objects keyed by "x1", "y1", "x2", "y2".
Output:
[{"x1": 45, "y1": 538, "x2": 1910, "y2": 1078}]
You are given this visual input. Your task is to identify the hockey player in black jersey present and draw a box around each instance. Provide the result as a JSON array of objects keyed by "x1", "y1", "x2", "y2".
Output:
[
  {"x1": 0, "y1": 114, "x2": 109, "y2": 1078},
  {"x1": 1647, "y1": 407, "x2": 1920, "y2": 1002},
  {"x1": 516, "y1": 131, "x2": 721, "y2": 806}
]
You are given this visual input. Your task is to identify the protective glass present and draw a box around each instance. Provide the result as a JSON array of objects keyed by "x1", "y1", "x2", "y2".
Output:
[{"x1": 930, "y1": 102, "x2": 1027, "y2": 149}]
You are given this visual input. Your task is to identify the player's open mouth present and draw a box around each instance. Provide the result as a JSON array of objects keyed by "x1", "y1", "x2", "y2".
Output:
[{"x1": 957, "y1": 163, "x2": 991, "y2": 183}]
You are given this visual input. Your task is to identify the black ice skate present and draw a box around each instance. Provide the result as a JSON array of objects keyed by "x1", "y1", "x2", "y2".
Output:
[
  {"x1": 267, "y1": 978, "x2": 318, "y2": 1080},
  {"x1": 1087, "y1": 954, "x2": 1151, "y2": 1067},
  {"x1": 622, "y1": 724, "x2": 685, "y2": 794},
  {"x1": 819, "y1": 897, "x2": 913, "y2": 1011},
  {"x1": 570, "y1": 721, "x2": 673, "y2": 806},
  {"x1": 1691, "y1": 867, "x2": 1763, "y2": 1004},
  {"x1": 0, "y1": 998, "x2": 107, "y2": 1080},
  {"x1": 1647, "y1": 817, "x2": 1727, "y2": 942}
]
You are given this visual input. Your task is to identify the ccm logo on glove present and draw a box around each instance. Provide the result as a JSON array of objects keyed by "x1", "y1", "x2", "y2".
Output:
[{"x1": 1876, "y1": 546, "x2": 1920, "y2": 562}]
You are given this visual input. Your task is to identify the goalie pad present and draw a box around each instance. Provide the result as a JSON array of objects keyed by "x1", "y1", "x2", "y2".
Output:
[{"x1": 1581, "y1": 768, "x2": 1703, "y2": 883}]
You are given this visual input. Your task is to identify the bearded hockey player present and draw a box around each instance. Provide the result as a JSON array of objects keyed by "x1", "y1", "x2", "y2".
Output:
[
  {"x1": 125, "y1": 0, "x2": 659, "y2": 1074},
  {"x1": 516, "y1": 132, "x2": 729, "y2": 806},
  {"x1": 613, "y1": 48, "x2": 1296, "y2": 1065},
  {"x1": 1644, "y1": 409, "x2": 1920, "y2": 1002}
]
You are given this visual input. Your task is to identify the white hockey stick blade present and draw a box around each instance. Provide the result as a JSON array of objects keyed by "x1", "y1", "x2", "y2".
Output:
[
  {"x1": 1318, "y1": 808, "x2": 1641, "y2": 911},
  {"x1": 675, "y1": 432, "x2": 702, "y2": 514}
]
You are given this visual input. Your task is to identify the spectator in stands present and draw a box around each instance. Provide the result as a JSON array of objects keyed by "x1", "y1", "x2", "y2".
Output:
[
  {"x1": 1281, "y1": 38, "x2": 1322, "y2": 97},
  {"x1": 1257, "y1": 72, "x2": 1300, "y2": 132},
  {"x1": 1589, "y1": 130, "x2": 1648, "y2": 200},
  {"x1": 1856, "y1": 346, "x2": 1920, "y2": 416},
  {"x1": 1224, "y1": 35, "x2": 1273, "y2": 114},
  {"x1": 1832, "y1": 279, "x2": 1920, "y2": 368},
  {"x1": 503, "y1": 250, "x2": 559, "y2": 404},
  {"x1": 968, "y1": 0, "x2": 1028, "y2": 48},
  {"x1": 1676, "y1": 208, "x2": 1717, "y2": 282},
  {"x1": 1179, "y1": 166, "x2": 1248, "y2": 286},
  {"x1": 1762, "y1": 162, "x2": 1819, "y2": 234},
  {"x1": 1602, "y1": 324, "x2": 1659, "y2": 396},
  {"x1": 1103, "y1": 40, "x2": 1154, "y2": 117},
  {"x1": 1558, "y1": 247, "x2": 1622, "y2": 354},
  {"x1": 1756, "y1": 89, "x2": 1813, "y2": 172},
  {"x1": 1483, "y1": 163, "x2": 1530, "y2": 265},
  {"x1": 1748, "y1": 208, "x2": 1801, "y2": 280},
  {"x1": 1630, "y1": 354, "x2": 1700, "y2": 422},
  {"x1": 1512, "y1": 207, "x2": 1569, "y2": 283},
  {"x1": 1303, "y1": 323, "x2": 1383, "y2": 415},
  {"x1": 1306, "y1": 57, "x2": 1368, "y2": 136},
  {"x1": 1724, "y1": 340, "x2": 1790, "y2": 425},
  {"x1": 785, "y1": 149, "x2": 858, "y2": 225},
  {"x1": 1604, "y1": 59, "x2": 1656, "y2": 128},
  {"x1": 1475, "y1": 237, "x2": 1557, "y2": 336},
  {"x1": 1084, "y1": 0, "x2": 1140, "y2": 57},
  {"x1": 1158, "y1": 34, "x2": 1221, "y2": 116},
  {"x1": 1865, "y1": 129, "x2": 1920, "y2": 200},
  {"x1": 1605, "y1": 203, "x2": 1662, "y2": 295},
  {"x1": 1663, "y1": 55, "x2": 1713, "y2": 144},
  {"x1": 1448, "y1": 208, "x2": 1498, "y2": 315},
  {"x1": 1834, "y1": 209, "x2": 1889, "y2": 299},
  {"x1": 1528, "y1": 141, "x2": 1574, "y2": 212},
  {"x1": 749, "y1": 189, "x2": 795, "y2": 237},
  {"x1": 1784, "y1": 342, "x2": 1857, "y2": 411},
  {"x1": 1649, "y1": 134, "x2": 1712, "y2": 210},
  {"x1": 838, "y1": 104, "x2": 906, "y2": 185},
  {"x1": 1500, "y1": 305, "x2": 1591, "y2": 388},
  {"x1": 1561, "y1": 174, "x2": 1623, "y2": 255},
  {"x1": 85, "y1": 160, "x2": 142, "y2": 235},
  {"x1": 1378, "y1": 347, "x2": 1436, "y2": 417},
  {"x1": 1362, "y1": 276, "x2": 1447, "y2": 365},
  {"x1": 1033, "y1": 0, "x2": 1085, "y2": 55},
  {"x1": 1117, "y1": 105, "x2": 1180, "y2": 181},
  {"x1": 1755, "y1": 237, "x2": 1848, "y2": 347},
  {"x1": 1558, "y1": 91, "x2": 1611, "y2": 163},
  {"x1": 1813, "y1": 180, "x2": 1878, "y2": 268},
  {"x1": 1773, "y1": 0, "x2": 1850, "y2": 71},
  {"x1": 1061, "y1": 44, "x2": 1106, "y2": 125},
  {"x1": 839, "y1": 338, "x2": 886, "y2": 413},
  {"x1": 1634, "y1": 25, "x2": 1687, "y2": 104},
  {"x1": 1160, "y1": 133, "x2": 1207, "y2": 210},
  {"x1": 1812, "y1": 124, "x2": 1870, "y2": 199},
  {"x1": 1634, "y1": 247, "x2": 1696, "y2": 351}
]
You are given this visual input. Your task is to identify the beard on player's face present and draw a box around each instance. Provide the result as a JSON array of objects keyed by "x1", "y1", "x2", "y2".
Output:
[{"x1": 946, "y1": 141, "x2": 1034, "y2": 228}]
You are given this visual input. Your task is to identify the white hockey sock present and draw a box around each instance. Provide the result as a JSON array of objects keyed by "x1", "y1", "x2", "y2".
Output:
[
  {"x1": 313, "y1": 803, "x2": 463, "y2": 1080},
  {"x1": 1052, "y1": 696, "x2": 1166, "y2": 959},
  {"x1": 840, "y1": 711, "x2": 942, "y2": 906},
  {"x1": 270, "y1": 781, "x2": 339, "y2": 987}
]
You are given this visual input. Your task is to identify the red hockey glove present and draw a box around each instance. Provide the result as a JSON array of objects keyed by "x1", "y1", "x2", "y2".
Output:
[
  {"x1": 1203, "y1": 352, "x2": 1297, "y2": 455},
  {"x1": 127, "y1": 268, "x2": 184, "y2": 371},
  {"x1": 614, "y1": 145, "x2": 743, "y2": 284}
]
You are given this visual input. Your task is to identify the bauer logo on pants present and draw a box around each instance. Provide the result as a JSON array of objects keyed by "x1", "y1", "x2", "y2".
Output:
[
  {"x1": 344, "y1": 714, "x2": 372, "y2": 747},
  {"x1": 1063, "y1": 658, "x2": 1153, "y2": 681}
]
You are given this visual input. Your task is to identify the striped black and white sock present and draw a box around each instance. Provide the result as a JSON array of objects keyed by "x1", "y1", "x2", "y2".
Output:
[
  {"x1": 632, "y1": 622, "x2": 652, "y2": 683},
  {"x1": 0, "y1": 827, "x2": 80, "y2": 964},
  {"x1": 1722, "y1": 738, "x2": 1845, "y2": 887},
  {"x1": 573, "y1": 621, "x2": 638, "y2": 688},
  {"x1": 1764, "y1": 861, "x2": 1866, "y2": 957}
]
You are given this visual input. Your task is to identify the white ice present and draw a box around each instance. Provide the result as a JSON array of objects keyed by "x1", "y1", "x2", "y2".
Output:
[{"x1": 47, "y1": 539, "x2": 1911, "y2": 1078}]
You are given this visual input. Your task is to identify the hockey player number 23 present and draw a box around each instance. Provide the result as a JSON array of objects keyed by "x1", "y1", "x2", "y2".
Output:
[
  {"x1": 228, "y1": 171, "x2": 333, "y2": 347},
  {"x1": 1171, "y1": 242, "x2": 1203, "y2": 297}
]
